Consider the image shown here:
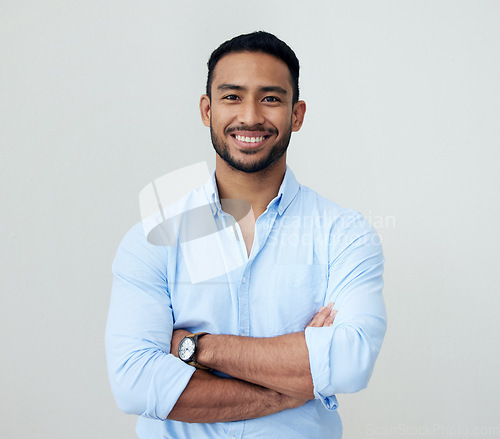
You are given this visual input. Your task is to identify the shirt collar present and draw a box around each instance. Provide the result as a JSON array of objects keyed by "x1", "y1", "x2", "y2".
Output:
[
  {"x1": 203, "y1": 170, "x2": 222, "y2": 216},
  {"x1": 275, "y1": 165, "x2": 300, "y2": 215},
  {"x1": 203, "y1": 165, "x2": 300, "y2": 216}
]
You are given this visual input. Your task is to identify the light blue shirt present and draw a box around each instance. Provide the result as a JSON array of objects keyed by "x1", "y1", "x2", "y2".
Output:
[{"x1": 105, "y1": 167, "x2": 386, "y2": 439}]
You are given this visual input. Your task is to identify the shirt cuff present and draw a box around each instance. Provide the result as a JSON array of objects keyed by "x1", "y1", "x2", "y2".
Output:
[
  {"x1": 143, "y1": 354, "x2": 196, "y2": 420},
  {"x1": 304, "y1": 326, "x2": 338, "y2": 411}
]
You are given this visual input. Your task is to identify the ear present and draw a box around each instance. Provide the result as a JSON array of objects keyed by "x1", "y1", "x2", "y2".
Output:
[
  {"x1": 291, "y1": 100, "x2": 306, "y2": 132},
  {"x1": 200, "y1": 94, "x2": 211, "y2": 127}
]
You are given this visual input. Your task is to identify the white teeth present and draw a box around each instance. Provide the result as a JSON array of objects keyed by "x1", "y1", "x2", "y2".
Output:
[{"x1": 235, "y1": 135, "x2": 266, "y2": 143}]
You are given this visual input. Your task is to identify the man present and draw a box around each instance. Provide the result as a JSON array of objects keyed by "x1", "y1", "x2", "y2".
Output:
[{"x1": 105, "y1": 31, "x2": 386, "y2": 438}]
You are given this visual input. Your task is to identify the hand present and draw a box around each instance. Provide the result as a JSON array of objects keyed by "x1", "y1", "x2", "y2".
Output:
[
  {"x1": 170, "y1": 329, "x2": 191, "y2": 357},
  {"x1": 306, "y1": 302, "x2": 337, "y2": 328}
]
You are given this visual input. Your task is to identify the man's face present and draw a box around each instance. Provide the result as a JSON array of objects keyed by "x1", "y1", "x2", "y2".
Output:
[{"x1": 200, "y1": 52, "x2": 305, "y2": 174}]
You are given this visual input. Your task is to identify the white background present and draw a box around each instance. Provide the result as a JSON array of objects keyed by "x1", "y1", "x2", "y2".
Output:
[{"x1": 1, "y1": 1, "x2": 499, "y2": 438}]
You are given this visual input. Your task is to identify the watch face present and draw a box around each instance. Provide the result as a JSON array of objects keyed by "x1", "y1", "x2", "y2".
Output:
[{"x1": 179, "y1": 337, "x2": 196, "y2": 361}]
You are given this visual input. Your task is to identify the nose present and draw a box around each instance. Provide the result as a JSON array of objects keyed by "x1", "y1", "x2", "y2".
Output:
[{"x1": 237, "y1": 100, "x2": 265, "y2": 126}]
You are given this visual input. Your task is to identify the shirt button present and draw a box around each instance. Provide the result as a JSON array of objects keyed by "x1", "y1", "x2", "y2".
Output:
[{"x1": 241, "y1": 276, "x2": 247, "y2": 284}]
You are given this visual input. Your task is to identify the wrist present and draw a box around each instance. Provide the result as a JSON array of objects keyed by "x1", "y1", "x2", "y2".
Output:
[
  {"x1": 197, "y1": 333, "x2": 215, "y2": 368},
  {"x1": 178, "y1": 332, "x2": 211, "y2": 370}
]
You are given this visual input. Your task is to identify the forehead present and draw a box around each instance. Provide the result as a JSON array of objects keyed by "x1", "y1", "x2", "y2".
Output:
[{"x1": 211, "y1": 52, "x2": 293, "y2": 93}]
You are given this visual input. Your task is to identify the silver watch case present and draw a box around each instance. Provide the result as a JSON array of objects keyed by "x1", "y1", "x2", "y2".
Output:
[{"x1": 178, "y1": 336, "x2": 196, "y2": 362}]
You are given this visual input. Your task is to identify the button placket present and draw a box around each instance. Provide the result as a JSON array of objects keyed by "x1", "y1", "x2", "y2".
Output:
[{"x1": 238, "y1": 266, "x2": 250, "y2": 337}]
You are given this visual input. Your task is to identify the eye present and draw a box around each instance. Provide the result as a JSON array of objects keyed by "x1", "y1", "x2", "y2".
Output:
[
  {"x1": 223, "y1": 94, "x2": 240, "y2": 101},
  {"x1": 263, "y1": 96, "x2": 281, "y2": 103}
]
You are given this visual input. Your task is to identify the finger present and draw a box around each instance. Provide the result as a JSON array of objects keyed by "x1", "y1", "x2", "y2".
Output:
[
  {"x1": 306, "y1": 303, "x2": 334, "y2": 328},
  {"x1": 309, "y1": 305, "x2": 329, "y2": 327},
  {"x1": 306, "y1": 308, "x2": 322, "y2": 328},
  {"x1": 323, "y1": 309, "x2": 338, "y2": 327}
]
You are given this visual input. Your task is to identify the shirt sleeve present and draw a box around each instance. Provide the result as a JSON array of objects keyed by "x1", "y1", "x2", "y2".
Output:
[
  {"x1": 105, "y1": 222, "x2": 195, "y2": 420},
  {"x1": 304, "y1": 211, "x2": 387, "y2": 410}
]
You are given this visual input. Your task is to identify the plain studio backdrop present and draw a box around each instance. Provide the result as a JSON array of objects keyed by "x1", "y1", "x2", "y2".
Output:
[{"x1": 1, "y1": 1, "x2": 499, "y2": 438}]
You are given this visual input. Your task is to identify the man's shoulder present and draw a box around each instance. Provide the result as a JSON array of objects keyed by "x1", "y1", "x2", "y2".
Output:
[
  {"x1": 118, "y1": 220, "x2": 149, "y2": 248},
  {"x1": 113, "y1": 180, "x2": 210, "y2": 264},
  {"x1": 293, "y1": 184, "x2": 380, "y2": 249},
  {"x1": 113, "y1": 220, "x2": 166, "y2": 264},
  {"x1": 296, "y1": 184, "x2": 362, "y2": 225}
]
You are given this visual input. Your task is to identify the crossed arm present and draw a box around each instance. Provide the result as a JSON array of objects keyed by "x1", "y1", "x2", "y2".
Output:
[
  {"x1": 167, "y1": 303, "x2": 337, "y2": 422},
  {"x1": 107, "y1": 213, "x2": 386, "y2": 424}
]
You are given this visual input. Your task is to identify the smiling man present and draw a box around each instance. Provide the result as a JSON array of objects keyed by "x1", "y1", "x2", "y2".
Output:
[
  {"x1": 106, "y1": 31, "x2": 387, "y2": 439},
  {"x1": 204, "y1": 50, "x2": 300, "y2": 176}
]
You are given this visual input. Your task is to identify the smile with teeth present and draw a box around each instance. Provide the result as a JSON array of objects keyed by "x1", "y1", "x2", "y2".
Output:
[{"x1": 233, "y1": 134, "x2": 269, "y2": 143}]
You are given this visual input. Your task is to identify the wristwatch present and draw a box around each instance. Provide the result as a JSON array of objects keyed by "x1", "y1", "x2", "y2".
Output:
[{"x1": 178, "y1": 332, "x2": 210, "y2": 369}]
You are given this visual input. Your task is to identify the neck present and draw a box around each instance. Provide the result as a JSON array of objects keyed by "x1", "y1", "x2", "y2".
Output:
[{"x1": 215, "y1": 155, "x2": 287, "y2": 219}]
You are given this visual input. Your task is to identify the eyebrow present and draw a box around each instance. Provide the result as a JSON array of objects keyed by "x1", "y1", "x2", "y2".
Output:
[{"x1": 217, "y1": 84, "x2": 288, "y2": 95}]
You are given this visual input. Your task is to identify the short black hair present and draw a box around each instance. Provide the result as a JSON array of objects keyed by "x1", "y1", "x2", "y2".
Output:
[{"x1": 206, "y1": 31, "x2": 300, "y2": 104}]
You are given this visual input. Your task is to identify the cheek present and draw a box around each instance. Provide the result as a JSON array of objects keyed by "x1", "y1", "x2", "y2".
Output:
[
  {"x1": 274, "y1": 119, "x2": 292, "y2": 136},
  {"x1": 211, "y1": 110, "x2": 234, "y2": 131},
  {"x1": 268, "y1": 109, "x2": 293, "y2": 127}
]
